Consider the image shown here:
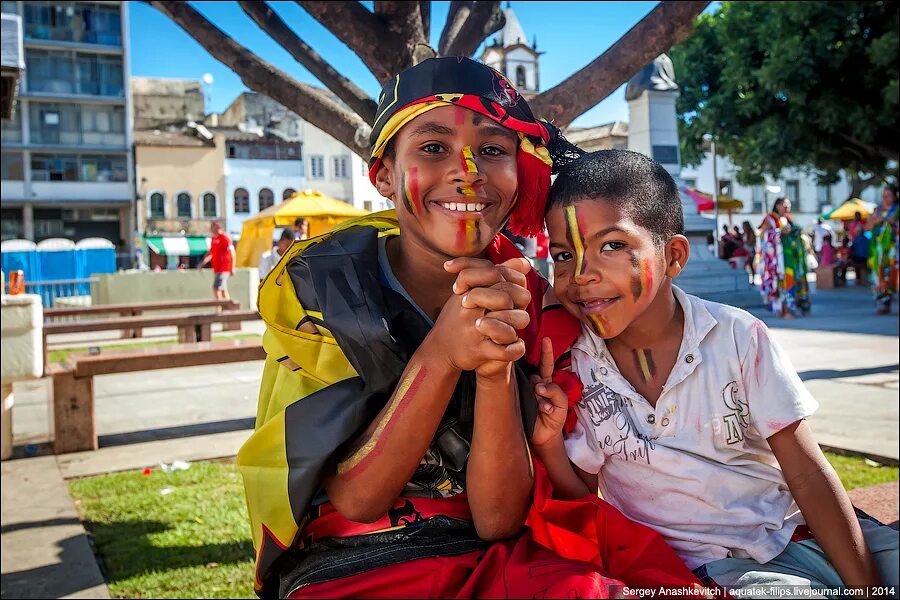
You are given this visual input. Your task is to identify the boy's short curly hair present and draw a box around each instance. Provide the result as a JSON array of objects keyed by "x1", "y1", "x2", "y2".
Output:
[{"x1": 547, "y1": 149, "x2": 684, "y2": 245}]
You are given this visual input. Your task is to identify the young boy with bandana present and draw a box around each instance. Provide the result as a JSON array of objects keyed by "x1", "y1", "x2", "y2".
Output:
[
  {"x1": 531, "y1": 150, "x2": 899, "y2": 596},
  {"x1": 237, "y1": 59, "x2": 704, "y2": 598}
]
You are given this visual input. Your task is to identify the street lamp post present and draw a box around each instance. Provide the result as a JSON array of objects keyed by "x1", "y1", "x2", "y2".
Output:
[{"x1": 711, "y1": 138, "x2": 719, "y2": 256}]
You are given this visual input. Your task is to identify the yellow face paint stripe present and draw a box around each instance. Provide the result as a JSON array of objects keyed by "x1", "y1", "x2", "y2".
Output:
[
  {"x1": 466, "y1": 219, "x2": 476, "y2": 244},
  {"x1": 588, "y1": 314, "x2": 607, "y2": 337},
  {"x1": 462, "y1": 146, "x2": 478, "y2": 174},
  {"x1": 566, "y1": 206, "x2": 585, "y2": 276},
  {"x1": 637, "y1": 349, "x2": 652, "y2": 382}
]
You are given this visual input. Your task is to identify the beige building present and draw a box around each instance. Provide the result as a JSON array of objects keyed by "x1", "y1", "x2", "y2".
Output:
[
  {"x1": 134, "y1": 124, "x2": 226, "y2": 267},
  {"x1": 563, "y1": 121, "x2": 629, "y2": 152}
]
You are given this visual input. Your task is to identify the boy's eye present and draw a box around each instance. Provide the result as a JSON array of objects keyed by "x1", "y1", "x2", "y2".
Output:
[
  {"x1": 601, "y1": 241, "x2": 626, "y2": 251},
  {"x1": 421, "y1": 143, "x2": 444, "y2": 154},
  {"x1": 481, "y1": 145, "x2": 506, "y2": 157},
  {"x1": 552, "y1": 251, "x2": 573, "y2": 263}
]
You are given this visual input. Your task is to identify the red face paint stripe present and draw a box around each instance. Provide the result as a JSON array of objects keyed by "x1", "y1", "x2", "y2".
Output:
[
  {"x1": 338, "y1": 364, "x2": 427, "y2": 480},
  {"x1": 408, "y1": 166, "x2": 421, "y2": 216},
  {"x1": 640, "y1": 259, "x2": 654, "y2": 299}
]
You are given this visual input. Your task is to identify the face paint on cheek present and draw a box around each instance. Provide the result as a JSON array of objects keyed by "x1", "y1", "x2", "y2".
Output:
[
  {"x1": 641, "y1": 259, "x2": 654, "y2": 299},
  {"x1": 399, "y1": 171, "x2": 415, "y2": 215},
  {"x1": 565, "y1": 206, "x2": 586, "y2": 277},
  {"x1": 633, "y1": 349, "x2": 656, "y2": 383},
  {"x1": 406, "y1": 166, "x2": 421, "y2": 216}
]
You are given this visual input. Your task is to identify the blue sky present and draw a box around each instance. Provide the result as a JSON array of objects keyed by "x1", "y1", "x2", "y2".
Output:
[{"x1": 129, "y1": 1, "x2": 708, "y2": 128}]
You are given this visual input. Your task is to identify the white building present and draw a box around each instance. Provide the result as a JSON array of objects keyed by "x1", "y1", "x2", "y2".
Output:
[
  {"x1": 480, "y1": 6, "x2": 541, "y2": 94},
  {"x1": 217, "y1": 129, "x2": 306, "y2": 239},
  {"x1": 0, "y1": 0, "x2": 133, "y2": 250},
  {"x1": 680, "y1": 155, "x2": 883, "y2": 231},
  {"x1": 214, "y1": 92, "x2": 388, "y2": 241}
]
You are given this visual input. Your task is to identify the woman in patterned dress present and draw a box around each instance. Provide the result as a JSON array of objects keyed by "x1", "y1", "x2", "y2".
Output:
[
  {"x1": 867, "y1": 185, "x2": 899, "y2": 315},
  {"x1": 758, "y1": 197, "x2": 811, "y2": 317}
]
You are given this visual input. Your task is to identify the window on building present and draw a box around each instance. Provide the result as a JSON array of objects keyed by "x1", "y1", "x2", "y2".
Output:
[
  {"x1": 282, "y1": 188, "x2": 296, "y2": 200},
  {"x1": 1, "y1": 153, "x2": 24, "y2": 181},
  {"x1": 24, "y1": 2, "x2": 122, "y2": 46},
  {"x1": 1, "y1": 1, "x2": 18, "y2": 14},
  {"x1": 149, "y1": 192, "x2": 166, "y2": 219},
  {"x1": 363, "y1": 200, "x2": 373, "y2": 212},
  {"x1": 80, "y1": 154, "x2": 126, "y2": 182},
  {"x1": 515, "y1": 65, "x2": 527, "y2": 89},
  {"x1": 176, "y1": 192, "x2": 192, "y2": 218},
  {"x1": 25, "y1": 49, "x2": 122, "y2": 97},
  {"x1": 332, "y1": 156, "x2": 349, "y2": 179},
  {"x1": 717, "y1": 179, "x2": 732, "y2": 198},
  {"x1": 310, "y1": 155, "x2": 324, "y2": 179},
  {"x1": 258, "y1": 188, "x2": 275, "y2": 211},
  {"x1": 30, "y1": 154, "x2": 79, "y2": 181},
  {"x1": 0, "y1": 101, "x2": 22, "y2": 143},
  {"x1": 682, "y1": 178, "x2": 697, "y2": 189},
  {"x1": 233, "y1": 188, "x2": 250, "y2": 214},
  {"x1": 751, "y1": 185, "x2": 765, "y2": 212},
  {"x1": 29, "y1": 102, "x2": 125, "y2": 146},
  {"x1": 816, "y1": 185, "x2": 832, "y2": 209},
  {"x1": 227, "y1": 144, "x2": 237, "y2": 158},
  {"x1": 786, "y1": 180, "x2": 800, "y2": 207},
  {"x1": 202, "y1": 192, "x2": 218, "y2": 218}
]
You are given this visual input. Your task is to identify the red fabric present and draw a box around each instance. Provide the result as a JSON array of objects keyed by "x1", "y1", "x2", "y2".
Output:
[
  {"x1": 535, "y1": 230, "x2": 549, "y2": 260},
  {"x1": 210, "y1": 232, "x2": 234, "y2": 273}
]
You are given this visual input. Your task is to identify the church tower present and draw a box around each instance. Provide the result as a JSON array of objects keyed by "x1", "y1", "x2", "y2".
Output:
[{"x1": 480, "y1": 3, "x2": 543, "y2": 95}]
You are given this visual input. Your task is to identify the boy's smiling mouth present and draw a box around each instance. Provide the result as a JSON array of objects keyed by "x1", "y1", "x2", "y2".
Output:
[{"x1": 575, "y1": 296, "x2": 620, "y2": 315}]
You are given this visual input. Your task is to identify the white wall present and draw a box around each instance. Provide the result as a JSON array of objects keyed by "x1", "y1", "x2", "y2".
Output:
[
  {"x1": 224, "y1": 158, "x2": 306, "y2": 238},
  {"x1": 680, "y1": 154, "x2": 881, "y2": 232},
  {"x1": 29, "y1": 181, "x2": 133, "y2": 202},
  {"x1": 504, "y1": 47, "x2": 538, "y2": 91}
]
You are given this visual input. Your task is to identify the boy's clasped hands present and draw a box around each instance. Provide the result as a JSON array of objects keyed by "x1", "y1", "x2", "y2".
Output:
[{"x1": 436, "y1": 257, "x2": 533, "y2": 380}]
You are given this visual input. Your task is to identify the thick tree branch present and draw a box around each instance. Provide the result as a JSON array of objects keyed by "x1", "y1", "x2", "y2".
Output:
[
  {"x1": 239, "y1": 1, "x2": 377, "y2": 124},
  {"x1": 147, "y1": 1, "x2": 370, "y2": 157},
  {"x1": 442, "y1": 1, "x2": 504, "y2": 58},
  {"x1": 373, "y1": 1, "x2": 431, "y2": 65},
  {"x1": 439, "y1": 1, "x2": 471, "y2": 55},
  {"x1": 298, "y1": 1, "x2": 402, "y2": 83},
  {"x1": 419, "y1": 1, "x2": 431, "y2": 40},
  {"x1": 530, "y1": 1, "x2": 709, "y2": 127}
]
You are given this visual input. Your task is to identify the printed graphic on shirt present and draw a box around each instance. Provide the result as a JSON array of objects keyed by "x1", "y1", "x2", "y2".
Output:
[
  {"x1": 579, "y1": 381, "x2": 656, "y2": 464},
  {"x1": 721, "y1": 380, "x2": 750, "y2": 444}
]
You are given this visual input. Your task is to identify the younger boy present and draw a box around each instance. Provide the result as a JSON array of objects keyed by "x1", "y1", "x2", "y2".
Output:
[{"x1": 531, "y1": 149, "x2": 899, "y2": 595}]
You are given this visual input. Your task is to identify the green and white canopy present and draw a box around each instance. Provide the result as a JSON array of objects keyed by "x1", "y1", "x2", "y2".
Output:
[{"x1": 145, "y1": 236, "x2": 211, "y2": 256}]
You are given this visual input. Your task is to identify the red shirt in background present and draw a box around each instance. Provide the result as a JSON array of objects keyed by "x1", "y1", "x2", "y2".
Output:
[{"x1": 210, "y1": 232, "x2": 234, "y2": 273}]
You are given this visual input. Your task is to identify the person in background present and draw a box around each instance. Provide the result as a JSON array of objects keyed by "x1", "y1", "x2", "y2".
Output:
[
  {"x1": 812, "y1": 218, "x2": 834, "y2": 261},
  {"x1": 867, "y1": 185, "x2": 899, "y2": 315},
  {"x1": 850, "y1": 229, "x2": 871, "y2": 286},
  {"x1": 759, "y1": 198, "x2": 811, "y2": 318},
  {"x1": 819, "y1": 234, "x2": 836, "y2": 266},
  {"x1": 293, "y1": 217, "x2": 309, "y2": 241},
  {"x1": 259, "y1": 229, "x2": 294, "y2": 278},
  {"x1": 198, "y1": 221, "x2": 235, "y2": 301},
  {"x1": 836, "y1": 236, "x2": 851, "y2": 284},
  {"x1": 847, "y1": 211, "x2": 865, "y2": 243},
  {"x1": 741, "y1": 220, "x2": 758, "y2": 284},
  {"x1": 719, "y1": 224, "x2": 738, "y2": 260}
]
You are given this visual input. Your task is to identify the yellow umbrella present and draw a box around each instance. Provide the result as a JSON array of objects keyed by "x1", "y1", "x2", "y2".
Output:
[
  {"x1": 821, "y1": 198, "x2": 877, "y2": 221},
  {"x1": 236, "y1": 189, "x2": 370, "y2": 267}
]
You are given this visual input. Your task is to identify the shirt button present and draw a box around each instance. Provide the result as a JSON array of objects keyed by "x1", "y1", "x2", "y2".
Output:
[
  {"x1": 647, "y1": 415, "x2": 656, "y2": 424},
  {"x1": 685, "y1": 354, "x2": 695, "y2": 364},
  {"x1": 661, "y1": 417, "x2": 670, "y2": 427}
]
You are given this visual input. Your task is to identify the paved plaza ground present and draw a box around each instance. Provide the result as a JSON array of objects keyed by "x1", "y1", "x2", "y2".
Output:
[{"x1": 2, "y1": 278, "x2": 898, "y2": 599}]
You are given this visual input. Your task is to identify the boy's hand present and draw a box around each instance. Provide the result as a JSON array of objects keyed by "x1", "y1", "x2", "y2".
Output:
[
  {"x1": 530, "y1": 337, "x2": 569, "y2": 447},
  {"x1": 443, "y1": 257, "x2": 532, "y2": 379}
]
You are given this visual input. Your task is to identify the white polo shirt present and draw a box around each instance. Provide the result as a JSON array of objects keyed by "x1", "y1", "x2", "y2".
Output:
[{"x1": 564, "y1": 286, "x2": 818, "y2": 570}]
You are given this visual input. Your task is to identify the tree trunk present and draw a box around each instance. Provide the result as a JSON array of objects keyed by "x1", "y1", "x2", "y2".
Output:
[
  {"x1": 849, "y1": 174, "x2": 877, "y2": 199},
  {"x1": 529, "y1": 1, "x2": 709, "y2": 126}
]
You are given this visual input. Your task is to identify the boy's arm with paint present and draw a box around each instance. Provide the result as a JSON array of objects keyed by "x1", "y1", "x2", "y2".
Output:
[
  {"x1": 742, "y1": 321, "x2": 882, "y2": 590},
  {"x1": 451, "y1": 257, "x2": 537, "y2": 539},
  {"x1": 530, "y1": 337, "x2": 598, "y2": 499},
  {"x1": 325, "y1": 260, "x2": 533, "y2": 525}
]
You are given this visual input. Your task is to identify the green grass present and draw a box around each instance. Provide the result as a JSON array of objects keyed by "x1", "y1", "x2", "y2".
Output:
[
  {"x1": 48, "y1": 334, "x2": 259, "y2": 364},
  {"x1": 69, "y1": 452, "x2": 897, "y2": 599},
  {"x1": 69, "y1": 461, "x2": 255, "y2": 599}
]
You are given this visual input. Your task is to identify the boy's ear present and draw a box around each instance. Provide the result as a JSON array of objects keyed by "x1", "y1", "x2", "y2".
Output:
[
  {"x1": 374, "y1": 157, "x2": 396, "y2": 201},
  {"x1": 664, "y1": 234, "x2": 690, "y2": 278}
]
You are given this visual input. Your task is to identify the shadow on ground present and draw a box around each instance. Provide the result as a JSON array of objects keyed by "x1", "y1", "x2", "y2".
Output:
[
  {"x1": 98, "y1": 417, "x2": 255, "y2": 448},
  {"x1": 798, "y1": 364, "x2": 900, "y2": 382},
  {"x1": 81, "y1": 518, "x2": 253, "y2": 583},
  {"x1": 0, "y1": 534, "x2": 105, "y2": 599}
]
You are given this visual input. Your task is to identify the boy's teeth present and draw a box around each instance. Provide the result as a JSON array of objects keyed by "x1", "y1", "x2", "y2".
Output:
[{"x1": 441, "y1": 202, "x2": 486, "y2": 212}]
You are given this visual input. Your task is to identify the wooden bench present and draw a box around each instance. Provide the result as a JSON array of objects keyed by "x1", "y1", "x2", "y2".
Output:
[
  {"x1": 42, "y1": 310, "x2": 261, "y2": 375},
  {"x1": 49, "y1": 339, "x2": 266, "y2": 454},
  {"x1": 44, "y1": 299, "x2": 241, "y2": 338}
]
